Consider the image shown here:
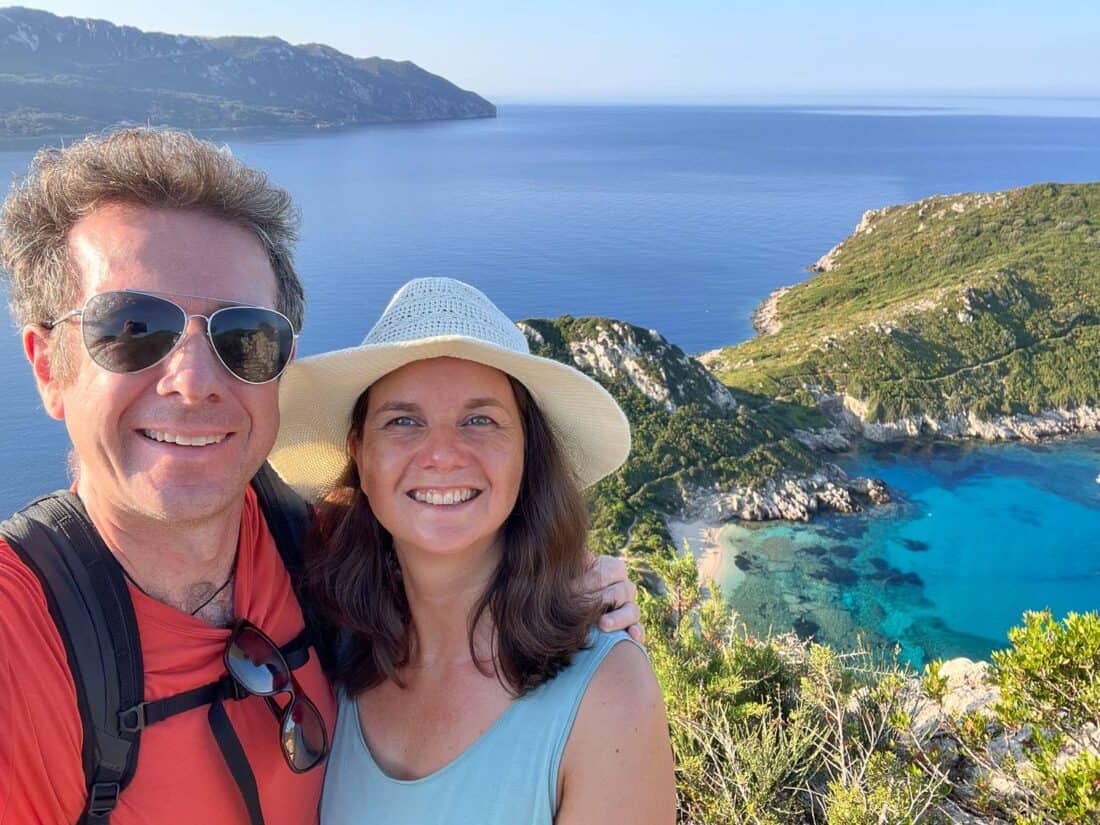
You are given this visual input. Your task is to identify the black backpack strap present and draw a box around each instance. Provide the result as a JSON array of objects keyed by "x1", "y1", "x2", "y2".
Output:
[
  {"x1": 250, "y1": 462, "x2": 308, "y2": 582},
  {"x1": 250, "y1": 463, "x2": 339, "y2": 672},
  {"x1": 0, "y1": 491, "x2": 144, "y2": 825}
]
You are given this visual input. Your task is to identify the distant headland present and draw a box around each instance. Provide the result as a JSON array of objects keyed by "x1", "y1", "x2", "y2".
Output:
[{"x1": 0, "y1": 6, "x2": 496, "y2": 137}]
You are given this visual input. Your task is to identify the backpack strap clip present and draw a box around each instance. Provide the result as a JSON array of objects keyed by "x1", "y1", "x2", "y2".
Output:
[
  {"x1": 117, "y1": 702, "x2": 150, "y2": 734},
  {"x1": 86, "y1": 782, "x2": 122, "y2": 820}
]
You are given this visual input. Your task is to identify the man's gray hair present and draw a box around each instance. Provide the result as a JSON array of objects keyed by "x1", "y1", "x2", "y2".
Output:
[{"x1": 0, "y1": 128, "x2": 305, "y2": 337}]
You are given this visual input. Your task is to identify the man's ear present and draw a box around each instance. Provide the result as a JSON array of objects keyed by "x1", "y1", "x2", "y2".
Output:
[{"x1": 23, "y1": 324, "x2": 66, "y2": 420}]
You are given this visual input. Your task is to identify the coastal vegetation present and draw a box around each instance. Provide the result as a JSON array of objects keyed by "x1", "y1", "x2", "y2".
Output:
[
  {"x1": 642, "y1": 549, "x2": 1100, "y2": 824},
  {"x1": 521, "y1": 315, "x2": 822, "y2": 554},
  {"x1": 703, "y1": 182, "x2": 1100, "y2": 434}
]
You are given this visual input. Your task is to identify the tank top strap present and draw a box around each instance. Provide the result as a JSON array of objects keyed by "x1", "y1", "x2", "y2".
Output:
[{"x1": 514, "y1": 628, "x2": 641, "y2": 813}]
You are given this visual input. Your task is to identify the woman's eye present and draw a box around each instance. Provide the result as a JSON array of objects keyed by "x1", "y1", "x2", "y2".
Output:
[
  {"x1": 466, "y1": 414, "x2": 495, "y2": 426},
  {"x1": 387, "y1": 415, "x2": 418, "y2": 427}
]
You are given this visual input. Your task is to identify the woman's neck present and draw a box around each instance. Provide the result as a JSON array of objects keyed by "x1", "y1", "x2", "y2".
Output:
[{"x1": 395, "y1": 538, "x2": 501, "y2": 667}]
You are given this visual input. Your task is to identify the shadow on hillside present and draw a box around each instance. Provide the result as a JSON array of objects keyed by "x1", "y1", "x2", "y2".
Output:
[{"x1": 726, "y1": 386, "x2": 828, "y2": 432}]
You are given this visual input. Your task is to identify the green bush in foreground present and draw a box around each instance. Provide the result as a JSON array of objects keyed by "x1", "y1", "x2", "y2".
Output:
[
  {"x1": 640, "y1": 548, "x2": 948, "y2": 824},
  {"x1": 986, "y1": 609, "x2": 1100, "y2": 824},
  {"x1": 639, "y1": 549, "x2": 1100, "y2": 824}
]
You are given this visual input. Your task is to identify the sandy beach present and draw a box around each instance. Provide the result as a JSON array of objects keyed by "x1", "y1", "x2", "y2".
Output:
[{"x1": 665, "y1": 518, "x2": 742, "y2": 587}]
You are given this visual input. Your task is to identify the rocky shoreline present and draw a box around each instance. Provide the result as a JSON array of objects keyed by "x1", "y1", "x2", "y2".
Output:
[
  {"x1": 750, "y1": 285, "x2": 791, "y2": 335},
  {"x1": 793, "y1": 391, "x2": 1100, "y2": 450},
  {"x1": 677, "y1": 462, "x2": 890, "y2": 523}
]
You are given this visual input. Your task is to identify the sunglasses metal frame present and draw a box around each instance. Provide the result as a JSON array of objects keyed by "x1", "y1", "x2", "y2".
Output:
[
  {"x1": 223, "y1": 618, "x2": 329, "y2": 773},
  {"x1": 46, "y1": 288, "x2": 299, "y2": 385}
]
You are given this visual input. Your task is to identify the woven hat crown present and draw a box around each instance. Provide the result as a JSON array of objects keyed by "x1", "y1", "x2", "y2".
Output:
[{"x1": 363, "y1": 277, "x2": 530, "y2": 353}]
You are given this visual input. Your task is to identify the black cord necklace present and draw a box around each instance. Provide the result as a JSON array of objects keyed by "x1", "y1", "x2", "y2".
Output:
[
  {"x1": 187, "y1": 574, "x2": 235, "y2": 616},
  {"x1": 119, "y1": 564, "x2": 235, "y2": 616}
]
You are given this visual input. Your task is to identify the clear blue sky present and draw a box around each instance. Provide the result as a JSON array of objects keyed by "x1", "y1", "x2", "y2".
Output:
[{"x1": 16, "y1": 1, "x2": 1100, "y2": 102}]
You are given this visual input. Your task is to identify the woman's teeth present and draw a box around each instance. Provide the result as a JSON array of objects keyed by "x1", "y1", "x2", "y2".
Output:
[{"x1": 410, "y1": 489, "x2": 479, "y2": 506}]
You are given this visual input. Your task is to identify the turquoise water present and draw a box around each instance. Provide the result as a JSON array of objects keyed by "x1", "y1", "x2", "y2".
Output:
[{"x1": 714, "y1": 438, "x2": 1100, "y2": 666}]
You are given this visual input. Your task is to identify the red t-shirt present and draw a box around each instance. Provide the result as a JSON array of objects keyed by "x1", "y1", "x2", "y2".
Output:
[{"x1": 0, "y1": 486, "x2": 336, "y2": 825}]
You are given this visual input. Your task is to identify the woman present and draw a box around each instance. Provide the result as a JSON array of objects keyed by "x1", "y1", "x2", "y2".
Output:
[{"x1": 270, "y1": 277, "x2": 676, "y2": 824}]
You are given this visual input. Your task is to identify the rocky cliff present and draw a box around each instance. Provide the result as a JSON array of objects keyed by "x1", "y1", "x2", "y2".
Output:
[
  {"x1": 520, "y1": 315, "x2": 888, "y2": 549},
  {"x1": 520, "y1": 316, "x2": 735, "y2": 415}
]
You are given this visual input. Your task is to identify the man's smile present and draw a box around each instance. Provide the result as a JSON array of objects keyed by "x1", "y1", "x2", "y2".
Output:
[{"x1": 139, "y1": 429, "x2": 232, "y2": 447}]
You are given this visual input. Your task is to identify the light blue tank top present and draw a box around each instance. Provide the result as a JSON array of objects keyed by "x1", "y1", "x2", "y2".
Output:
[{"x1": 320, "y1": 629, "x2": 638, "y2": 825}]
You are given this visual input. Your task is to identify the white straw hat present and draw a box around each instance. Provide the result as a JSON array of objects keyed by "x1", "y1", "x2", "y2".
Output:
[{"x1": 269, "y1": 278, "x2": 631, "y2": 500}]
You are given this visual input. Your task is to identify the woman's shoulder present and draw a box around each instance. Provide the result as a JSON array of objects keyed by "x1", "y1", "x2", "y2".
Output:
[
  {"x1": 579, "y1": 630, "x2": 662, "y2": 720},
  {"x1": 555, "y1": 632, "x2": 676, "y2": 824}
]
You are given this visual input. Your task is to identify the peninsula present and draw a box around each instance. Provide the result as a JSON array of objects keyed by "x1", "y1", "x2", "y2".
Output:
[
  {"x1": 703, "y1": 182, "x2": 1100, "y2": 448},
  {"x1": 521, "y1": 182, "x2": 1100, "y2": 555},
  {"x1": 0, "y1": 7, "x2": 495, "y2": 137}
]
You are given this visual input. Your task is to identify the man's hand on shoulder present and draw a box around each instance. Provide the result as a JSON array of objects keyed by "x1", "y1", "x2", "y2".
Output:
[{"x1": 583, "y1": 553, "x2": 644, "y2": 642}]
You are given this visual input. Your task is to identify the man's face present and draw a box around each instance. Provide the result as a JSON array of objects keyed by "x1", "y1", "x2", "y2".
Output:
[{"x1": 34, "y1": 204, "x2": 284, "y2": 525}]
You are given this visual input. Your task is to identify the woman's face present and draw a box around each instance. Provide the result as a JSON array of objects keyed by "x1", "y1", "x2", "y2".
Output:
[{"x1": 353, "y1": 357, "x2": 525, "y2": 560}]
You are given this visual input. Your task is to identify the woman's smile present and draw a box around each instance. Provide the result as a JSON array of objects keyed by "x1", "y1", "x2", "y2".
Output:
[{"x1": 407, "y1": 488, "x2": 482, "y2": 506}]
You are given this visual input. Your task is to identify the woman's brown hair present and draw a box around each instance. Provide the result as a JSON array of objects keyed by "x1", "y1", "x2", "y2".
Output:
[{"x1": 304, "y1": 374, "x2": 603, "y2": 696}]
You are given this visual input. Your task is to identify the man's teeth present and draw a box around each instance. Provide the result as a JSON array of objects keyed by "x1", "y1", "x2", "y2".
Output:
[
  {"x1": 142, "y1": 430, "x2": 227, "y2": 447},
  {"x1": 411, "y1": 489, "x2": 479, "y2": 506}
]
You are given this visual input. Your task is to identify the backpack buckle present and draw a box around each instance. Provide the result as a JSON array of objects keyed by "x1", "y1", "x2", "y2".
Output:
[
  {"x1": 87, "y1": 782, "x2": 121, "y2": 817},
  {"x1": 118, "y1": 702, "x2": 148, "y2": 733}
]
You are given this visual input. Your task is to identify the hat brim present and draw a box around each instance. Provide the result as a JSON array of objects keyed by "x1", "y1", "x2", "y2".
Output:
[{"x1": 269, "y1": 335, "x2": 631, "y2": 500}]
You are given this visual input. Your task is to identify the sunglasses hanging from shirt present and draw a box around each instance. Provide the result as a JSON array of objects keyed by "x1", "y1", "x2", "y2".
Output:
[
  {"x1": 206, "y1": 619, "x2": 330, "y2": 825},
  {"x1": 223, "y1": 619, "x2": 329, "y2": 773},
  {"x1": 118, "y1": 620, "x2": 329, "y2": 825},
  {"x1": 46, "y1": 289, "x2": 298, "y2": 384}
]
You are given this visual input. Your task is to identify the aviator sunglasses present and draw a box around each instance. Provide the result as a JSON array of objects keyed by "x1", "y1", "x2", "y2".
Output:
[
  {"x1": 46, "y1": 289, "x2": 298, "y2": 384},
  {"x1": 224, "y1": 619, "x2": 329, "y2": 772}
]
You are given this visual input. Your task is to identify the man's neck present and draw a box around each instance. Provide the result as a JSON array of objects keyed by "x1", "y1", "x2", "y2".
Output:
[{"x1": 76, "y1": 481, "x2": 244, "y2": 623}]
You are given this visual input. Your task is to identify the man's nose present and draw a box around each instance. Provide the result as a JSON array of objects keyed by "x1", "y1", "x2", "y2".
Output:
[{"x1": 155, "y1": 316, "x2": 228, "y2": 402}]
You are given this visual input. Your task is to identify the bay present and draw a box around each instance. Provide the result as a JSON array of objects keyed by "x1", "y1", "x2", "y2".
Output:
[{"x1": 709, "y1": 438, "x2": 1100, "y2": 667}]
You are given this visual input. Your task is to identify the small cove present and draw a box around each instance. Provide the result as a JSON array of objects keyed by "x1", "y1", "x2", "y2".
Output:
[{"x1": 706, "y1": 437, "x2": 1100, "y2": 667}]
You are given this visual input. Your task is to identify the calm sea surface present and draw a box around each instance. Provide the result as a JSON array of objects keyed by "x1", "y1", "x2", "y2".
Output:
[{"x1": 1, "y1": 103, "x2": 1097, "y2": 658}]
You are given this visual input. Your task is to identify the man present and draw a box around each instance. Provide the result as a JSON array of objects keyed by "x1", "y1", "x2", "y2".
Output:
[{"x1": 0, "y1": 129, "x2": 640, "y2": 824}]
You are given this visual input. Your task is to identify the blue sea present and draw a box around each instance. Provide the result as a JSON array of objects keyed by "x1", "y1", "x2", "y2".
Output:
[{"x1": 1, "y1": 101, "x2": 1098, "y2": 660}]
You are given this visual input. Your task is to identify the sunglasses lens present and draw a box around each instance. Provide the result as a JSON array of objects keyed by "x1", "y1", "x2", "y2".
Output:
[
  {"x1": 208, "y1": 306, "x2": 295, "y2": 383},
  {"x1": 281, "y1": 695, "x2": 328, "y2": 772},
  {"x1": 81, "y1": 292, "x2": 184, "y2": 373},
  {"x1": 225, "y1": 626, "x2": 290, "y2": 696}
]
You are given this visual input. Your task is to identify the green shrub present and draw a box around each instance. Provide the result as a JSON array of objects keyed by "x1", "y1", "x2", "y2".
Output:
[
  {"x1": 641, "y1": 547, "x2": 949, "y2": 824},
  {"x1": 989, "y1": 610, "x2": 1100, "y2": 824}
]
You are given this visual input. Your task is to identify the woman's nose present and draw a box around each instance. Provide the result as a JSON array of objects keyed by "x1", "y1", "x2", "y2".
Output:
[{"x1": 415, "y1": 425, "x2": 466, "y2": 470}]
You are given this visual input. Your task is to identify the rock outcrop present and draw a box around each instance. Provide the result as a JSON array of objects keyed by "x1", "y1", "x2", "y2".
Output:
[
  {"x1": 902, "y1": 658, "x2": 1099, "y2": 823},
  {"x1": 811, "y1": 391, "x2": 1100, "y2": 444},
  {"x1": 679, "y1": 463, "x2": 889, "y2": 523},
  {"x1": 751, "y1": 286, "x2": 791, "y2": 335},
  {"x1": 520, "y1": 317, "x2": 736, "y2": 415}
]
